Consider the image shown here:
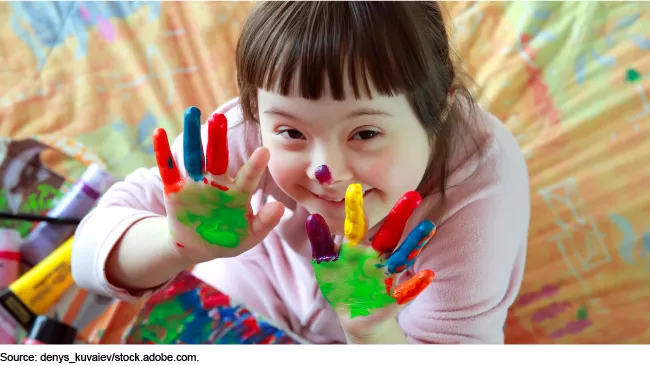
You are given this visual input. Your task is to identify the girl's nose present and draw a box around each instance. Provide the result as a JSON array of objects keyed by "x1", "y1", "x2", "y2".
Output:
[
  {"x1": 307, "y1": 146, "x2": 352, "y2": 186},
  {"x1": 314, "y1": 165, "x2": 333, "y2": 185}
]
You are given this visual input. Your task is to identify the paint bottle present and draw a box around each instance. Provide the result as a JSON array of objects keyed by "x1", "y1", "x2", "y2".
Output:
[
  {"x1": 23, "y1": 315, "x2": 77, "y2": 344},
  {"x1": 0, "y1": 237, "x2": 75, "y2": 334},
  {"x1": 20, "y1": 164, "x2": 114, "y2": 267},
  {"x1": 0, "y1": 229, "x2": 22, "y2": 290}
]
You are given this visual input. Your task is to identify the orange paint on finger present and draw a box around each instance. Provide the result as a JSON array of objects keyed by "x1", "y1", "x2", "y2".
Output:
[
  {"x1": 392, "y1": 269, "x2": 435, "y2": 305},
  {"x1": 153, "y1": 128, "x2": 184, "y2": 195},
  {"x1": 407, "y1": 248, "x2": 422, "y2": 261}
]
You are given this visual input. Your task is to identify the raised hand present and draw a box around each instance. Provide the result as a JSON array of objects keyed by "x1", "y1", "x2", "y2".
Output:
[
  {"x1": 153, "y1": 106, "x2": 284, "y2": 263},
  {"x1": 306, "y1": 185, "x2": 436, "y2": 324}
]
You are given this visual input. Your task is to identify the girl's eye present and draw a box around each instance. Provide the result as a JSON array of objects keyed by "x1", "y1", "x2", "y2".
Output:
[
  {"x1": 351, "y1": 130, "x2": 380, "y2": 141},
  {"x1": 277, "y1": 129, "x2": 305, "y2": 140}
]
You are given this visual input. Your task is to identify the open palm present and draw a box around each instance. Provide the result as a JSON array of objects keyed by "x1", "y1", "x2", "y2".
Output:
[
  {"x1": 153, "y1": 106, "x2": 284, "y2": 263},
  {"x1": 306, "y1": 184, "x2": 436, "y2": 333}
]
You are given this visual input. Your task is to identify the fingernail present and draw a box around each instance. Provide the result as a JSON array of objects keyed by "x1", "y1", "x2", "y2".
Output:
[
  {"x1": 384, "y1": 220, "x2": 436, "y2": 274},
  {"x1": 344, "y1": 183, "x2": 365, "y2": 246},
  {"x1": 371, "y1": 191, "x2": 422, "y2": 254},
  {"x1": 392, "y1": 269, "x2": 435, "y2": 305},
  {"x1": 306, "y1": 214, "x2": 338, "y2": 263}
]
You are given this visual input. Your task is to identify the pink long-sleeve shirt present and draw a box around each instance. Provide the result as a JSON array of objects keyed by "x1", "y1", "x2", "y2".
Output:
[{"x1": 72, "y1": 98, "x2": 530, "y2": 344}]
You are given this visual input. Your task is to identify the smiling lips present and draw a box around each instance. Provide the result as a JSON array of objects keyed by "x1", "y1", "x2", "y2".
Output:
[{"x1": 315, "y1": 188, "x2": 374, "y2": 203}]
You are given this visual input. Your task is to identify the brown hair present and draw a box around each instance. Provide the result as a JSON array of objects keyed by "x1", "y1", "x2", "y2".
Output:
[{"x1": 236, "y1": 1, "x2": 481, "y2": 198}]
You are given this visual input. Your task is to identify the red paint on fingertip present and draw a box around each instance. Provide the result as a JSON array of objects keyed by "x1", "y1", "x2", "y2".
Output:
[
  {"x1": 371, "y1": 191, "x2": 423, "y2": 254},
  {"x1": 176, "y1": 243, "x2": 185, "y2": 248},
  {"x1": 206, "y1": 113, "x2": 229, "y2": 176}
]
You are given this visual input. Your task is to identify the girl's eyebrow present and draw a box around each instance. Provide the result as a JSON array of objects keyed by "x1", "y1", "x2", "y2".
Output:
[
  {"x1": 263, "y1": 109, "x2": 302, "y2": 121},
  {"x1": 343, "y1": 108, "x2": 393, "y2": 120},
  {"x1": 263, "y1": 108, "x2": 393, "y2": 123}
]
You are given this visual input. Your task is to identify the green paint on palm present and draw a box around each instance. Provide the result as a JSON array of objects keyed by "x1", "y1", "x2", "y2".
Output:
[
  {"x1": 312, "y1": 244, "x2": 395, "y2": 318},
  {"x1": 176, "y1": 187, "x2": 249, "y2": 248},
  {"x1": 626, "y1": 68, "x2": 641, "y2": 83}
]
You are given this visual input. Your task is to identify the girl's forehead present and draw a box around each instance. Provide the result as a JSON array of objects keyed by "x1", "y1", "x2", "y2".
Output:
[
  {"x1": 265, "y1": 68, "x2": 357, "y2": 97},
  {"x1": 259, "y1": 87, "x2": 402, "y2": 109},
  {"x1": 258, "y1": 88, "x2": 409, "y2": 126}
]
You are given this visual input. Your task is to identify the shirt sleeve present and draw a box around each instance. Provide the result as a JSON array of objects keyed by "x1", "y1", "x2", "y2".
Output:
[
  {"x1": 72, "y1": 99, "x2": 257, "y2": 301},
  {"x1": 397, "y1": 117, "x2": 530, "y2": 344}
]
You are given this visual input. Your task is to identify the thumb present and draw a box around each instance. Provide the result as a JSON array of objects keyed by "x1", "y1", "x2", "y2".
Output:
[{"x1": 248, "y1": 201, "x2": 285, "y2": 242}]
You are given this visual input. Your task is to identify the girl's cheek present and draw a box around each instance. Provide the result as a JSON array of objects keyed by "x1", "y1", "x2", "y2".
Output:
[
  {"x1": 356, "y1": 159, "x2": 391, "y2": 186},
  {"x1": 268, "y1": 150, "x2": 305, "y2": 186}
]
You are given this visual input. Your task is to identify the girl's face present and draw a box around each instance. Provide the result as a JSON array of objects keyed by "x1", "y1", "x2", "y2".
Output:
[{"x1": 258, "y1": 83, "x2": 431, "y2": 235}]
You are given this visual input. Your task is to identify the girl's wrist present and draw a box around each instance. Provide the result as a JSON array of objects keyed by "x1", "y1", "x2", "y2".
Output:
[{"x1": 343, "y1": 318, "x2": 409, "y2": 344}]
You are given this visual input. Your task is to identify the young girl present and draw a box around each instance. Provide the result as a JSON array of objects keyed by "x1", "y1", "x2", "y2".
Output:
[{"x1": 72, "y1": 2, "x2": 529, "y2": 344}]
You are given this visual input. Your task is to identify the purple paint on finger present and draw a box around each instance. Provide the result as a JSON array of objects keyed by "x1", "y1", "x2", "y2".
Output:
[
  {"x1": 306, "y1": 214, "x2": 338, "y2": 263},
  {"x1": 314, "y1": 165, "x2": 332, "y2": 184}
]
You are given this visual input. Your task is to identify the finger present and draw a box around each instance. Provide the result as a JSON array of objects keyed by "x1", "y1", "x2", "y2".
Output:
[
  {"x1": 205, "y1": 113, "x2": 229, "y2": 176},
  {"x1": 371, "y1": 191, "x2": 422, "y2": 254},
  {"x1": 183, "y1": 106, "x2": 205, "y2": 182},
  {"x1": 344, "y1": 183, "x2": 366, "y2": 246},
  {"x1": 383, "y1": 220, "x2": 436, "y2": 275},
  {"x1": 153, "y1": 128, "x2": 183, "y2": 195},
  {"x1": 306, "y1": 214, "x2": 338, "y2": 263},
  {"x1": 392, "y1": 269, "x2": 435, "y2": 305},
  {"x1": 248, "y1": 201, "x2": 285, "y2": 243},
  {"x1": 234, "y1": 146, "x2": 270, "y2": 194}
]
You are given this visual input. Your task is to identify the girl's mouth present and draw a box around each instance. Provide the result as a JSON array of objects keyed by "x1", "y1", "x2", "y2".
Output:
[{"x1": 313, "y1": 188, "x2": 375, "y2": 205}]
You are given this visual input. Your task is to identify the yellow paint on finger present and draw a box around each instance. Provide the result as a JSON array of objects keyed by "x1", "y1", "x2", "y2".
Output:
[{"x1": 344, "y1": 184, "x2": 365, "y2": 246}]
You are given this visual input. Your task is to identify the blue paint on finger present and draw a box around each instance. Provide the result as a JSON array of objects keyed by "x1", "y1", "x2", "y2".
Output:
[
  {"x1": 379, "y1": 220, "x2": 436, "y2": 274},
  {"x1": 184, "y1": 106, "x2": 205, "y2": 182}
]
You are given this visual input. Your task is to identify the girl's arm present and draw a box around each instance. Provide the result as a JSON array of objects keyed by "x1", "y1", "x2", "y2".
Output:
[
  {"x1": 103, "y1": 192, "x2": 194, "y2": 292},
  {"x1": 345, "y1": 319, "x2": 409, "y2": 344},
  {"x1": 72, "y1": 166, "x2": 180, "y2": 299}
]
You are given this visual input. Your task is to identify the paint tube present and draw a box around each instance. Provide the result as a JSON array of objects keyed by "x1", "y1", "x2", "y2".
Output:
[
  {"x1": 0, "y1": 307, "x2": 21, "y2": 344},
  {"x1": 0, "y1": 237, "x2": 74, "y2": 333},
  {"x1": 23, "y1": 315, "x2": 77, "y2": 344},
  {"x1": 20, "y1": 164, "x2": 114, "y2": 267},
  {"x1": 0, "y1": 229, "x2": 22, "y2": 290}
]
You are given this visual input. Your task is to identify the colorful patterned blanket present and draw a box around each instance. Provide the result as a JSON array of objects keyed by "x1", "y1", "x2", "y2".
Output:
[{"x1": 1, "y1": 1, "x2": 648, "y2": 343}]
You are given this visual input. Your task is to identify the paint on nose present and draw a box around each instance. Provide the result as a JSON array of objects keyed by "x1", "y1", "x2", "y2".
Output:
[{"x1": 315, "y1": 165, "x2": 332, "y2": 184}]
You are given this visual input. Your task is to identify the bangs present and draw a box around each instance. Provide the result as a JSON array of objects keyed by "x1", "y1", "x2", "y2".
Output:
[{"x1": 237, "y1": 2, "x2": 431, "y2": 101}]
